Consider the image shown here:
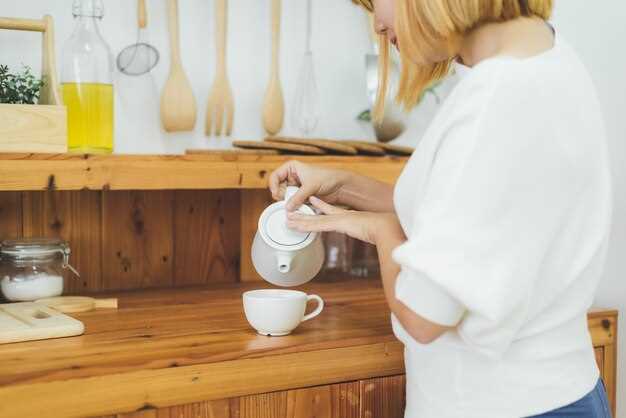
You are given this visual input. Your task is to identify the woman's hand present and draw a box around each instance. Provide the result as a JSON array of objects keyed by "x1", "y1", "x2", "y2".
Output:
[
  {"x1": 286, "y1": 196, "x2": 404, "y2": 245},
  {"x1": 269, "y1": 160, "x2": 351, "y2": 211}
]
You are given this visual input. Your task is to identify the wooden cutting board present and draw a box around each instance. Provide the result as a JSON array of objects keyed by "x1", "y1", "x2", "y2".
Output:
[
  {"x1": 0, "y1": 302, "x2": 84, "y2": 344},
  {"x1": 35, "y1": 296, "x2": 118, "y2": 314},
  {"x1": 186, "y1": 149, "x2": 280, "y2": 155},
  {"x1": 335, "y1": 140, "x2": 385, "y2": 156},
  {"x1": 265, "y1": 137, "x2": 358, "y2": 155},
  {"x1": 369, "y1": 142, "x2": 414, "y2": 155},
  {"x1": 233, "y1": 140, "x2": 325, "y2": 155}
]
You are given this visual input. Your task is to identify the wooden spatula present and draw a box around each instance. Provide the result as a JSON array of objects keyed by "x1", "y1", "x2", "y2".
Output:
[
  {"x1": 262, "y1": 0, "x2": 284, "y2": 135},
  {"x1": 205, "y1": 0, "x2": 234, "y2": 136},
  {"x1": 35, "y1": 296, "x2": 118, "y2": 314},
  {"x1": 160, "y1": 0, "x2": 197, "y2": 132}
]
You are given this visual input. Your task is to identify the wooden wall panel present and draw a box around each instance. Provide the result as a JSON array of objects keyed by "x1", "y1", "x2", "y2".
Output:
[
  {"x1": 0, "y1": 192, "x2": 22, "y2": 240},
  {"x1": 1, "y1": 188, "x2": 380, "y2": 293},
  {"x1": 240, "y1": 190, "x2": 274, "y2": 282},
  {"x1": 21, "y1": 191, "x2": 102, "y2": 293},
  {"x1": 101, "y1": 191, "x2": 174, "y2": 291},
  {"x1": 174, "y1": 190, "x2": 240, "y2": 285},
  {"x1": 360, "y1": 375, "x2": 405, "y2": 418}
]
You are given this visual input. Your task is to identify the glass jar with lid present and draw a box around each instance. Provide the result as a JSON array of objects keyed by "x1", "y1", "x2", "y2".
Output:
[
  {"x1": 61, "y1": 0, "x2": 114, "y2": 154},
  {"x1": 0, "y1": 238, "x2": 79, "y2": 302}
]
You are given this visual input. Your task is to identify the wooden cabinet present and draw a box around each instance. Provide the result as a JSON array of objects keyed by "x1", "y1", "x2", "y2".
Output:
[
  {"x1": 359, "y1": 375, "x2": 405, "y2": 418},
  {"x1": 103, "y1": 377, "x2": 402, "y2": 418},
  {"x1": 98, "y1": 310, "x2": 617, "y2": 418},
  {"x1": 589, "y1": 310, "x2": 618, "y2": 417}
]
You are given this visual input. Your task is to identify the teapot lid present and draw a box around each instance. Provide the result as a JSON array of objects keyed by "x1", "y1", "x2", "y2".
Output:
[
  {"x1": 265, "y1": 209, "x2": 311, "y2": 246},
  {"x1": 258, "y1": 187, "x2": 317, "y2": 249}
]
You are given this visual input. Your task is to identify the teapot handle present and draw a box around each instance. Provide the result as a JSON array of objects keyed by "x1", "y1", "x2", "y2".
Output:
[{"x1": 284, "y1": 186, "x2": 299, "y2": 202}]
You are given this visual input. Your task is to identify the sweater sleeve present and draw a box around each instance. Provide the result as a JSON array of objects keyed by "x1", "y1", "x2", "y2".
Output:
[{"x1": 392, "y1": 61, "x2": 583, "y2": 357}]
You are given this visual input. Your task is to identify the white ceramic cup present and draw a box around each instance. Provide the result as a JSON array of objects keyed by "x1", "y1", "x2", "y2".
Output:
[{"x1": 242, "y1": 289, "x2": 324, "y2": 336}]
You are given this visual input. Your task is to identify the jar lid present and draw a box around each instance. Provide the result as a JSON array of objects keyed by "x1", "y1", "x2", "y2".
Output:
[
  {"x1": 0, "y1": 238, "x2": 80, "y2": 277},
  {"x1": 0, "y1": 237, "x2": 69, "y2": 258}
]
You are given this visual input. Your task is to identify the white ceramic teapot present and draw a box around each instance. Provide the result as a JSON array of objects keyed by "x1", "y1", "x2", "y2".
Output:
[{"x1": 251, "y1": 187, "x2": 325, "y2": 286}]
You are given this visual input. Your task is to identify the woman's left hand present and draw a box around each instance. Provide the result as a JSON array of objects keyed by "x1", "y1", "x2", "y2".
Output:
[{"x1": 286, "y1": 196, "x2": 403, "y2": 245}]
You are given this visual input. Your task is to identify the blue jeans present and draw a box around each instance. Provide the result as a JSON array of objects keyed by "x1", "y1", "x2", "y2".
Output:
[{"x1": 528, "y1": 379, "x2": 612, "y2": 418}]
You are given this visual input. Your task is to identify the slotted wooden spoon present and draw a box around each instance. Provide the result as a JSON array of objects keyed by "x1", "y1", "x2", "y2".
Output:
[
  {"x1": 262, "y1": 0, "x2": 284, "y2": 135},
  {"x1": 160, "y1": 0, "x2": 197, "y2": 132},
  {"x1": 205, "y1": 0, "x2": 234, "y2": 136}
]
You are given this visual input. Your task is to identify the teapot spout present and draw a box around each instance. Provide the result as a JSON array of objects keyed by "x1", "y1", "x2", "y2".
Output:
[{"x1": 277, "y1": 252, "x2": 294, "y2": 273}]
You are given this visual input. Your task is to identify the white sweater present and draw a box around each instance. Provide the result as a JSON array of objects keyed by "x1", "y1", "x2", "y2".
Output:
[{"x1": 391, "y1": 34, "x2": 612, "y2": 418}]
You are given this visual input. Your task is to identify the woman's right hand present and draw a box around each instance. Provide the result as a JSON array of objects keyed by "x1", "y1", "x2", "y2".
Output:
[{"x1": 269, "y1": 160, "x2": 350, "y2": 211}]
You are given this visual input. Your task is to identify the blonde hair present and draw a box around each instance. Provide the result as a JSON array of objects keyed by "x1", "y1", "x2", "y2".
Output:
[{"x1": 354, "y1": 0, "x2": 553, "y2": 119}]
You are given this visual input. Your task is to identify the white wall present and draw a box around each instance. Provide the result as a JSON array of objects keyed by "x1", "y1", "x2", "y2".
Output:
[
  {"x1": 0, "y1": 0, "x2": 442, "y2": 153},
  {"x1": 1, "y1": 0, "x2": 625, "y2": 415}
]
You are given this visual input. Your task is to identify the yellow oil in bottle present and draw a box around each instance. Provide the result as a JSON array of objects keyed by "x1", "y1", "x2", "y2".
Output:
[{"x1": 62, "y1": 82, "x2": 114, "y2": 154}]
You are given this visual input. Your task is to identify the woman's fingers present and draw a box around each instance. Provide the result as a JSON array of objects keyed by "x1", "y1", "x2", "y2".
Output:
[
  {"x1": 286, "y1": 183, "x2": 317, "y2": 211},
  {"x1": 269, "y1": 161, "x2": 301, "y2": 201},
  {"x1": 308, "y1": 196, "x2": 346, "y2": 215},
  {"x1": 286, "y1": 212, "x2": 339, "y2": 233}
]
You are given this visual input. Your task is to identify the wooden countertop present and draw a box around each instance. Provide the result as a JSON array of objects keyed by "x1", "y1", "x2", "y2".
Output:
[
  {"x1": 0, "y1": 153, "x2": 407, "y2": 191},
  {"x1": 0, "y1": 279, "x2": 616, "y2": 418},
  {"x1": 0, "y1": 279, "x2": 404, "y2": 417}
]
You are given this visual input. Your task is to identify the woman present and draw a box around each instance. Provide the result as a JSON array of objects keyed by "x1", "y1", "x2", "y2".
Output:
[{"x1": 269, "y1": 0, "x2": 613, "y2": 417}]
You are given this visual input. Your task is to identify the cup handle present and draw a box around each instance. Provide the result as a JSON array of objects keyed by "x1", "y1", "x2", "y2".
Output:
[{"x1": 301, "y1": 294, "x2": 324, "y2": 322}]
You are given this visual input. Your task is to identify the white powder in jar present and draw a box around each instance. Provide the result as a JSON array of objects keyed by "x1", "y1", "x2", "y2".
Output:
[{"x1": 1, "y1": 274, "x2": 64, "y2": 301}]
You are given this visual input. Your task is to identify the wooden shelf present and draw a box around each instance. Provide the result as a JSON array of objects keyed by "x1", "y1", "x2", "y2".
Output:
[{"x1": 0, "y1": 153, "x2": 408, "y2": 191}]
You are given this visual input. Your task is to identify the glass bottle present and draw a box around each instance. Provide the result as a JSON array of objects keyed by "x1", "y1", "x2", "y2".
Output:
[{"x1": 61, "y1": 0, "x2": 114, "y2": 154}]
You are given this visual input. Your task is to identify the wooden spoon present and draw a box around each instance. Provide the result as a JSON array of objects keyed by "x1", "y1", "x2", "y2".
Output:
[
  {"x1": 205, "y1": 0, "x2": 234, "y2": 136},
  {"x1": 262, "y1": 0, "x2": 284, "y2": 135},
  {"x1": 160, "y1": 0, "x2": 197, "y2": 132}
]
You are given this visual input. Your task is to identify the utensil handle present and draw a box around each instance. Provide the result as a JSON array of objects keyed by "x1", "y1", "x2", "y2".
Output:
[
  {"x1": 167, "y1": 0, "x2": 182, "y2": 65},
  {"x1": 215, "y1": 0, "x2": 227, "y2": 75},
  {"x1": 138, "y1": 0, "x2": 147, "y2": 29},
  {"x1": 94, "y1": 298, "x2": 118, "y2": 309},
  {"x1": 270, "y1": 0, "x2": 281, "y2": 76},
  {"x1": 0, "y1": 17, "x2": 46, "y2": 32},
  {"x1": 305, "y1": 0, "x2": 312, "y2": 53},
  {"x1": 301, "y1": 294, "x2": 323, "y2": 322}
]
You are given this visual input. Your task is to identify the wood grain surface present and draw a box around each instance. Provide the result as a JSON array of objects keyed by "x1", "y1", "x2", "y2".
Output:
[
  {"x1": 174, "y1": 190, "x2": 240, "y2": 285},
  {"x1": 102, "y1": 191, "x2": 174, "y2": 290},
  {"x1": 240, "y1": 189, "x2": 274, "y2": 282},
  {"x1": 0, "y1": 154, "x2": 406, "y2": 191},
  {"x1": 0, "y1": 192, "x2": 22, "y2": 240},
  {"x1": 234, "y1": 140, "x2": 326, "y2": 155},
  {"x1": 0, "y1": 104, "x2": 66, "y2": 153},
  {"x1": 0, "y1": 279, "x2": 403, "y2": 417},
  {"x1": 360, "y1": 375, "x2": 405, "y2": 418},
  {"x1": 22, "y1": 190, "x2": 102, "y2": 293},
  {"x1": 265, "y1": 137, "x2": 358, "y2": 155},
  {"x1": 0, "y1": 279, "x2": 617, "y2": 418}
]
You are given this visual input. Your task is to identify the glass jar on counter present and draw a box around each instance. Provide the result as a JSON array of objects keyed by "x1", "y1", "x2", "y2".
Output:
[
  {"x1": 61, "y1": 0, "x2": 114, "y2": 154},
  {"x1": 0, "y1": 238, "x2": 79, "y2": 302}
]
